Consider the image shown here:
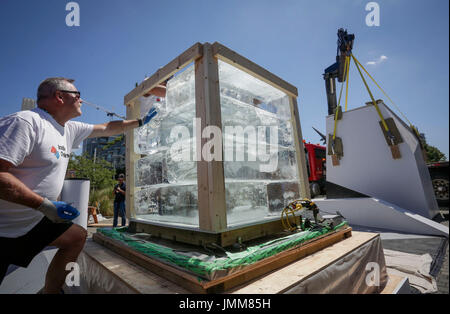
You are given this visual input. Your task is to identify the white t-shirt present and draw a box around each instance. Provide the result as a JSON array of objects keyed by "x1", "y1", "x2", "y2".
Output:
[{"x1": 0, "y1": 108, "x2": 94, "y2": 238}]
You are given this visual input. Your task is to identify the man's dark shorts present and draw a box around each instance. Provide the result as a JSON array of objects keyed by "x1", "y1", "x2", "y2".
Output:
[{"x1": 0, "y1": 217, "x2": 73, "y2": 284}]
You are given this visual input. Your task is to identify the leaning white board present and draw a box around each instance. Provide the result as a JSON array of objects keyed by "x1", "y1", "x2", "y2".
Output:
[
  {"x1": 61, "y1": 179, "x2": 90, "y2": 229},
  {"x1": 314, "y1": 197, "x2": 448, "y2": 237},
  {"x1": 326, "y1": 102, "x2": 439, "y2": 219}
]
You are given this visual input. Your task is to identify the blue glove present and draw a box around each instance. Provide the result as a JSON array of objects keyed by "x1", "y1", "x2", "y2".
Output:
[
  {"x1": 142, "y1": 107, "x2": 158, "y2": 126},
  {"x1": 53, "y1": 201, "x2": 80, "y2": 220},
  {"x1": 37, "y1": 198, "x2": 80, "y2": 223}
]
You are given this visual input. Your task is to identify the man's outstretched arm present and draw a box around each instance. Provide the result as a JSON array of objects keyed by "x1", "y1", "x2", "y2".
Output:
[
  {"x1": 87, "y1": 85, "x2": 164, "y2": 139},
  {"x1": 87, "y1": 106, "x2": 158, "y2": 138},
  {"x1": 88, "y1": 119, "x2": 139, "y2": 138}
]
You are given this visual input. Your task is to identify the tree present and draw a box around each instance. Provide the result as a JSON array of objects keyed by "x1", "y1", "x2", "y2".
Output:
[
  {"x1": 67, "y1": 153, "x2": 116, "y2": 190},
  {"x1": 102, "y1": 134, "x2": 124, "y2": 151},
  {"x1": 413, "y1": 126, "x2": 447, "y2": 162},
  {"x1": 423, "y1": 142, "x2": 446, "y2": 162}
]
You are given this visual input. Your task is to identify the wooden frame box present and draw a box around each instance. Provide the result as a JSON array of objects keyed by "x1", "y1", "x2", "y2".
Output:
[{"x1": 124, "y1": 42, "x2": 310, "y2": 247}]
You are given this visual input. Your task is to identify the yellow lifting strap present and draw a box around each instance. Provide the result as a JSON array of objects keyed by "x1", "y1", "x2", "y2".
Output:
[
  {"x1": 351, "y1": 55, "x2": 419, "y2": 138},
  {"x1": 351, "y1": 54, "x2": 391, "y2": 134},
  {"x1": 344, "y1": 55, "x2": 350, "y2": 112}
]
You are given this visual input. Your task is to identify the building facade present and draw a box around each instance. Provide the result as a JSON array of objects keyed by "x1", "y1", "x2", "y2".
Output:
[
  {"x1": 21, "y1": 98, "x2": 36, "y2": 111},
  {"x1": 82, "y1": 135, "x2": 126, "y2": 171}
]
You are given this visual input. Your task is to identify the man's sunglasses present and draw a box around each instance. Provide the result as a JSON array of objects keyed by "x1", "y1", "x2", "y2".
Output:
[{"x1": 58, "y1": 90, "x2": 81, "y2": 98}]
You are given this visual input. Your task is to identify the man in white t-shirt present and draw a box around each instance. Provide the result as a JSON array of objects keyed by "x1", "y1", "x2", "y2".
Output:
[{"x1": 0, "y1": 77, "x2": 161, "y2": 293}]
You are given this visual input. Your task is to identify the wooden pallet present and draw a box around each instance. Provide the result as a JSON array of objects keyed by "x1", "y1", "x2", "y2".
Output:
[{"x1": 92, "y1": 226, "x2": 352, "y2": 294}]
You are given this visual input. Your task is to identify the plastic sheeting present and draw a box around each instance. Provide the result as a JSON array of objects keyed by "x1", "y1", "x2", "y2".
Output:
[
  {"x1": 284, "y1": 235, "x2": 388, "y2": 294},
  {"x1": 384, "y1": 249, "x2": 437, "y2": 293},
  {"x1": 65, "y1": 249, "x2": 138, "y2": 294}
]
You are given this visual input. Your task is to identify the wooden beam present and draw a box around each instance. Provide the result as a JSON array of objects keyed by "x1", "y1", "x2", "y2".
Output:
[
  {"x1": 289, "y1": 97, "x2": 311, "y2": 199},
  {"x1": 130, "y1": 217, "x2": 292, "y2": 247},
  {"x1": 195, "y1": 43, "x2": 227, "y2": 232},
  {"x1": 220, "y1": 218, "x2": 295, "y2": 247},
  {"x1": 211, "y1": 42, "x2": 298, "y2": 97},
  {"x1": 124, "y1": 42, "x2": 203, "y2": 105},
  {"x1": 129, "y1": 220, "x2": 221, "y2": 247},
  {"x1": 125, "y1": 99, "x2": 140, "y2": 220}
]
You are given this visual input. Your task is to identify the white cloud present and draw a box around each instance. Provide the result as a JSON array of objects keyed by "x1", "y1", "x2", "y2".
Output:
[{"x1": 366, "y1": 55, "x2": 388, "y2": 66}]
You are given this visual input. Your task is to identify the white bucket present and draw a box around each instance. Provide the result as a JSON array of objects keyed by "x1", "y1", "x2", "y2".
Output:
[{"x1": 61, "y1": 179, "x2": 90, "y2": 230}]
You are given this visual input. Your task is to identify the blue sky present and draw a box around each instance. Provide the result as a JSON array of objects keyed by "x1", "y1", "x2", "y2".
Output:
[{"x1": 0, "y1": 0, "x2": 448, "y2": 157}]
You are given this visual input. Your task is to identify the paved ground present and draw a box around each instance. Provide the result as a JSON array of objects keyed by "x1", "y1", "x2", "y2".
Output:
[{"x1": 87, "y1": 217, "x2": 116, "y2": 237}]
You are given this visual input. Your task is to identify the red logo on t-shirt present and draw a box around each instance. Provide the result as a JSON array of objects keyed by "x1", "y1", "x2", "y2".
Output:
[{"x1": 50, "y1": 146, "x2": 60, "y2": 159}]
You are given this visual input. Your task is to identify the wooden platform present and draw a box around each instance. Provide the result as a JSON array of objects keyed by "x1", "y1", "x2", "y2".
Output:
[
  {"x1": 128, "y1": 218, "x2": 299, "y2": 247},
  {"x1": 92, "y1": 226, "x2": 352, "y2": 293},
  {"x1": 84, "y1": 230, "x2": 405, "y2": 294}
]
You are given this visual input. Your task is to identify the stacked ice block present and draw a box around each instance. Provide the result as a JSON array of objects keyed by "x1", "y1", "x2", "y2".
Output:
[
  {"x1": 218, "y1": 61, "x2": 300, "y2": 226},
  {"x1": 134, "y1": 65, "x2": 199, "y2": 226},
  {"x1": 133, "y1": 61, "x2": 302, "y2": 228}
]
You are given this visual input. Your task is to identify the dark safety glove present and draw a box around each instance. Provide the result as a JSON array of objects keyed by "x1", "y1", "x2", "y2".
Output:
[{"x1": 36, "y1": 198, "x2": 80, "y2": 223}]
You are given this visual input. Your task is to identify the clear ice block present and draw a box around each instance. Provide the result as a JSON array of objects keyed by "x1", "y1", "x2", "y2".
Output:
[
  {"x1": 134, "y1": 97, "x2": 164, "y2": 155},
  {"x1": 218, "y1": 60, "x2": 301, "y2": 227},
  {"x1": 166, "y1": 137, "x2": 197, "y2": 183},
  {"x1": 225, "y1": 180, "x2": 300, "y2": 227},
  {"x1": 133, "y1": 59, "x2": 304, "y2": 231},
  {"x1": 134, "y1": 64, "x2": 199, "y2": 227},
  {"x1": 134, "y1": 64, "x2": 196, "y2": 156},
  {"x1": 134, "y1": 180, "x2": 299, "y2": 228},
  {"x1": 218, "y1": 60, "x2": 292, "y2": 121},
  {"x1": 135, "y1": 152, "x2": 168, "y2": 187},
  {"x1": 135, "y1": 183, "x2": 199, "y2": 227},
  {"x1": 166, "y1": 65, "x2": 195, "y2": 113}
]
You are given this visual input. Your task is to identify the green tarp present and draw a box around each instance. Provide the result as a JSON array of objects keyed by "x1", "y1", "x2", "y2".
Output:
[{"x1": 98, "y1": 221, "x2": 348, "y2": 281}]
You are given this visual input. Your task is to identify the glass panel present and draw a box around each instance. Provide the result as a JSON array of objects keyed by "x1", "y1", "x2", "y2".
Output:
[
  {"x1": 133, "y1": 64, "x2": 199, "y2": 227},
  {"x1": 218, "y1": 60, "x2": 301, "y2": 228}
]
